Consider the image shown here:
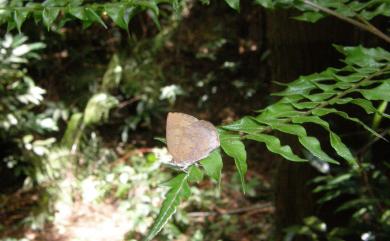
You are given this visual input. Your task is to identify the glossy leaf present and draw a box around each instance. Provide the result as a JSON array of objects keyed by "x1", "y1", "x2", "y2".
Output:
[
  {"x1": 13, "y1": 9, "x2": 29, "y2": 32},
  {"x1": 154, "y1": 137, "x2": 166, "y2": 144},
  {"x1": 188, "y1": 165, "x2": 204, "y2": 183},
  {"x1": 265, "y1": 122, "x2": 338, "y2": 164},
  {"x1": 292, "y1": 115, "x2": 356, "y2": 165},
  {"x1": 83, "y1": 93, "x2": 119, "y2": 126},
  {"x1": 85, "y1": 7, "x2": 107, "y2": 28},
  {"x1": 200, "y1": 149, "x2": 223, "y2": 185},
  {"x1": 144, "y1": 173, "x2": 190, "y2": 241},
  {"x1": 298, "y1": 136, "x2": 338, "y2": 164},
  {"x1": 222, "y1": 116, "x2": 263, "y2": 133},
  {"x1": 220, "y1": 131, "x2": 247, "y2": 193},
  {"x1": 329, "y1": 132, "x2": 355, "y2": 166},
  {"x1": 42, "y1": 7, "x2": 60, "y2": 29},
  {"x1": 360, "y1": 80, "x2": 390, "y2": 101},
  {"x1": 225, "y1": 0, "x2": 240, "y2": 11},
  {"x1": 105, "y1": 5, "x2": 131, "y2": 30},
  {"x1": 246, "y1": 133, "x2": 307, "y2": 162},
  {"x1": 68, "y1": 7, "x2": 86, "y2": 20},
  {"x1": 294, "y1": 11, "x2": 324, "y2": 22},
  {"x1": 312, "y1": 108, "x2": 386, "y2": 140}
]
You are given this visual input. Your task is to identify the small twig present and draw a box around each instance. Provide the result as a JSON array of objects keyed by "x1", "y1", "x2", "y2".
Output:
[
  {"x1": 117, "y1": 96, "x2": 141, "y2": 109},
  {"x1": 355, "y1": 156, "x2": 385, "y2": 213},
  {"x1": 303, "y1": 0, "x2": 390, "y2": 44},
  {"x1": 356, "y1": 128, "x2": 390, "y2": 157},
  {"x1": 187, "y1": 203, "x2": 273, "y2": 217}
]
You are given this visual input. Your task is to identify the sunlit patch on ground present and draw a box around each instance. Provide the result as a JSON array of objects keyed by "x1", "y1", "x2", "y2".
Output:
[{"x1": 32, "y1": 201, "x2": 129, "y2": 241}]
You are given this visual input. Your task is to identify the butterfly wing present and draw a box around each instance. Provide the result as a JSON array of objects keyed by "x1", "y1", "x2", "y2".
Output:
[
  {"x1": 186, "y1": 120, "x2": 219, "y2": 161},
  {"x1": 166, "y1": 112, "x2": 198, "y2": 166},
  {"x1": 167, "y1": 112, "x2": 220, "y2": 167}
]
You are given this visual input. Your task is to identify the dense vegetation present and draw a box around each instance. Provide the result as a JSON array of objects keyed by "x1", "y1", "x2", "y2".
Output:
[{"x1": 0, "y1": 0, "x2": 389, "y2": 241}]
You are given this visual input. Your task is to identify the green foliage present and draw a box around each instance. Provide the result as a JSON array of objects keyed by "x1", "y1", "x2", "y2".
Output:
[
  {"x1": 254, "y1": 0, "x2": 390, "y2": 43},
  {"x1": 0, "y1": 34, "x2": 60, "y2": 180},
  {"x1": 144, "y1": 172, "x2": 191, "y2": 241},
  {"x1": 254, "y1": 0, "x2": 390, "y2": 22},
  {"x1": 224, "y1": 0, "x2": 240, "y2": 11},
  {"x1": 220, "y1": 130, "x2": 247, "y2": 193},
  {"x1": 0, "y1": 0, "x2": 180, "y2": 32},
  {"x1": 0, "y1": 34, "x2": 72, "y2": 237},
  {"x1": 284, "y1": 216, "x2": 341, "y2": 241},
  {"x1": 83, "y1": 93, "x2": 119, "y2": 126},
  {"x1": 285, "y1": 159, "x2": 390, "y2": 240},
  {"x1": 200, "y1": 149, "x2": 223, "y2": 186},
  {"x1": 242, "y1": 45, "x2": 388, "y2": 166}
]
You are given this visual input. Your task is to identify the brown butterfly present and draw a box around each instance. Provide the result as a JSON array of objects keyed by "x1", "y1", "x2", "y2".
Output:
[{"x1": 166, "y1": 112, "x2": 220, "y2": 168}]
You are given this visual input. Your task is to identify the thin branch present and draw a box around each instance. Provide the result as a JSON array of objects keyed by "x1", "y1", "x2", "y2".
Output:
[
  {"x1": 356, "y1": 128, "x2": 390, "y2": 156},
  {"x1": 303, "y1": 0, "x2": 390, "y2": 44},
  {"x1": 355, "y1": 155, "x2": 385, "y2": 212},
  {"x1": 187, "y1": 203, "x2": 273, "y2": 217}
]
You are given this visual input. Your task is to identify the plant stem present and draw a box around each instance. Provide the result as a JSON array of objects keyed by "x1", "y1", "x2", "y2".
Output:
[{"x1": 303, "y1": 0, "x2": 390, "y2": 44}]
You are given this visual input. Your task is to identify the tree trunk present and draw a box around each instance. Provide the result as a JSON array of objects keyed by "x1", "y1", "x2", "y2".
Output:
[{"x1": 265, "y1": 10, "x2": 355, "y2": 240}]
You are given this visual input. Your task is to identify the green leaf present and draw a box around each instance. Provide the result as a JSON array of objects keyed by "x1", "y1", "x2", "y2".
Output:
[
  {"x1": 292, "y1": 116, "x2": 356, "y2": 165},
  {"x1": 273, "y1": 75, "x2": 319, "y2": 96},
  {"x1": 333, "y1": 98, "x2": 373, "y2": 114},
  {"x1": 13, "y1": 9, "x2": 29, "y2": 32},
  {"x1": 298, "y1": 136, "x2": 338, "y2": 164},
  {"x1": 291, "y1": 115, "x2": 329, "y2": 128},
  {"x1": 144, "y1": 173, "x2": 190, "y2": 241},
  {"x1": 148, "y1": 10, "x2": 161, "y2": 30},
  {"x1": 200, "y1": 149, "x2": 223, "y2": 186},
  {"x1": 105, "y1": 5, "x2": 133, "y2": 30},
  {"x1": 83, "y1": 93, "x2": 119, "y2": 126},
  {"x1": 253, "y1": 0, "x2": 275, "y2": 8},
  {"x1": 101, "y1": 54, "x2": 122, "y2": 91},
  {"x1": 290, "y1": 101, "x2": 320, "y2": 110},
  {"x1": 154, "y1": 137, "x2": 166, "y2": 144},
  {"x1": 188, "y1": 166, "x2": 204, "y2": 183},
  {"x1": 334, "y1": 45, "x2": 390, "y2": 68},
  {"x1": 294, "y1": 11, "x2": 324, "y2": 23},
  {"x1": 360, "y1": 80, "x2": 390, "y2": 101},
  {"x1": 220, "y1": 131, "x2": 247, "y2": 193},
  {"x1": 68, "y1": 6, "x2": 86, "y2": 20},
  {"x1": 42, "y1": 7, "x2": 60, "y2": 29},
  {"x1": 222, "y1": 116, "x2": 264, "y2": 133},
  {"x1": 312, "y1": 108, "x2": 386, "y2": 141},
  {"x1": 246, "y1": 133, "x2": 307, "y2": 162},
  {"x1": 257, "y1": 102, "x2": 299, "y2": 119},
  {"x1": 85, "y1": 7, "x2": 107, "y2": 28},
  {"x1": 329, "y1": 132, "x2": 356, "y2": 166},
  {"x1": 42, "y1": 0, "x2": 67, "y2": 7},
  {"x1": 262, "y1": 121, "x2": 339, "y2": 164},
  {"x1": 61, "y1": 112, "x2": 83, "y2": 148},
  {"x1": 225, "y1": 0, "x2": 240, "y2": 11},
  {"x1": 302, "y1": 92, "x2": 335, "y2": 102},
  {"x1": 137, "y1": 0, "x2": 159, "y2": 15},
  {"x1": 360, "y1": 2, "x2": 390, "y2": 20}
]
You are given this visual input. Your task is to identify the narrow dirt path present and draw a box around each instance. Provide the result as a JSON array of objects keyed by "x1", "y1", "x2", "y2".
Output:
[{"x1": 29, "y1": 200, "x2": 129, "y2": 241}]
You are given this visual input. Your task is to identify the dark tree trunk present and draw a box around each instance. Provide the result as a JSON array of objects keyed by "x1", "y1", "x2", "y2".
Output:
[{"x1": 265, "y1": 10, "x2": 355, "y2": 241}]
